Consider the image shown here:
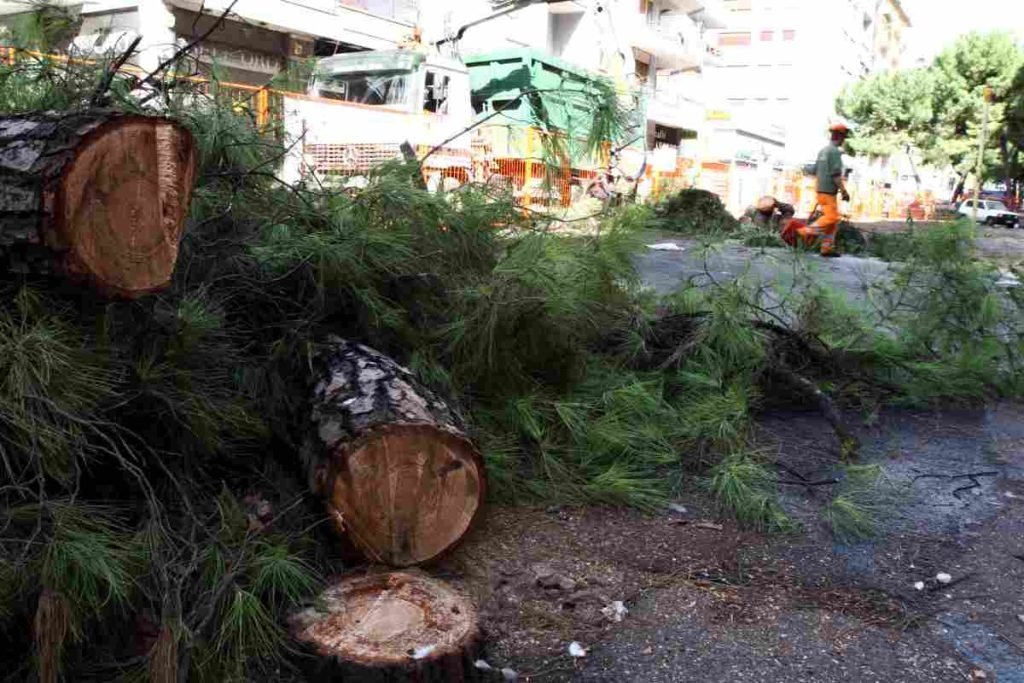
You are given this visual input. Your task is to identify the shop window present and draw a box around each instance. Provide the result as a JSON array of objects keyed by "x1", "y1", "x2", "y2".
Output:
[{"x1": 424, "y1": 71, "x2": 450, "y2": 114}]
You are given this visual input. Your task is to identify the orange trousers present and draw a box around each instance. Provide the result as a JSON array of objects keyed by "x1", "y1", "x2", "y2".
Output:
[{"x1": 798, "y1": 193, "x2": 840, "y2": 254}]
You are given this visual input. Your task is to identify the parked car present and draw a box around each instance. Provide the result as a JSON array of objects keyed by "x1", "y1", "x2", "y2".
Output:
[{"x1": 958, "y1": 199, "x2": 1022, "y2": 228}]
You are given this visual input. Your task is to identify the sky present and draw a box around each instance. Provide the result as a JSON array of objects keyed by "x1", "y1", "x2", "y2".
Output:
[{"x1": 902, "y1": 0, "x2": 1024, "y2": 65}]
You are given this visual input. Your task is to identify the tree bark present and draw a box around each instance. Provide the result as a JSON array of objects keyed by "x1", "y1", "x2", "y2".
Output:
[
  {"x1": 305, "y1": 338, "x2": 486, "y2": 567},
  {"x1": 290, "y1": 571, "x2": 494, "y2": 683},
  {"x1": 0, "y1": 111, "x2": 196, "y2": 298}
]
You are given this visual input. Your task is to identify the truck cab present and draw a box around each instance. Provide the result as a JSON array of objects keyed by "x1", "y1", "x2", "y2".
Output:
[{"x1": 284, "y1": 50, "x2": 474, "y2": 183}]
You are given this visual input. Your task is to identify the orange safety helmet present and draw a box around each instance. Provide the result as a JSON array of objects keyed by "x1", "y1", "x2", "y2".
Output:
[{"x1": 829, "y1": 122, "x2": 851, "y2": 135}]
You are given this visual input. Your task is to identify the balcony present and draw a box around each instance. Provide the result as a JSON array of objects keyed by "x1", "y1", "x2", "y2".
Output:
[
  {"x1": 643, "y1": 86, "x2": 704, "y2": 134},
  {"x1": 659, "y1": 0, "x2": 728, "y2": 28},
  {"x1": 628, "y1": 12, "x2": 704, "y2": 70},
  {"x1": 177, "y1": 0, "x2": 416, "y2": 49}
]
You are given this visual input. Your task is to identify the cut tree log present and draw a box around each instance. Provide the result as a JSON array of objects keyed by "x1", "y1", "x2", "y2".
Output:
[
  {"x1": 305, "y1": 338, "x2": 486, "y2": 567},
  {"x1": 0, "y1": 111, "x2": 196, "y2": 298},
  {"x1": 290, "y1": 571, "x2": 490, "y2": 683}
]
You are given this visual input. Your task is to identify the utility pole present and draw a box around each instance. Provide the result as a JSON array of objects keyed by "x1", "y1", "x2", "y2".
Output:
[{"x1": 972, "y1": 85, "x2": 992, "y2": 224}]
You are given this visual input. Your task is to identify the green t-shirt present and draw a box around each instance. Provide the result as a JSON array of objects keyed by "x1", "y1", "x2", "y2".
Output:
[{"x1": 815, "y1": 143, "x2": 843, "y2": 194}]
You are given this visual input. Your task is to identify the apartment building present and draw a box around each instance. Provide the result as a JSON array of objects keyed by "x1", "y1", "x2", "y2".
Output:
[
  {"x1": 872, "y1": 0, "x2": 909, "y2": 71},
  {"x1": 705, "y1": 0, "x2": 910, "y2": 164},
  {"x1": 421, "y1": 0, "x2": 728, "y2": 171}
]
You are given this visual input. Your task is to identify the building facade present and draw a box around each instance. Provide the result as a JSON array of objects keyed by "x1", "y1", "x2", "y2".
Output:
[
  {"x1": 1, "y1": 0, "x2": 420, "y2": 82},
  {"x1": 419, "y1": 0, "x2": 728, "y2": 173},
  {"x1": 705, "y1": 0, "x2": 910, "y2": 165},
  {"x1": 2, "y1": 1, "x2": 725, "y2": 162}
]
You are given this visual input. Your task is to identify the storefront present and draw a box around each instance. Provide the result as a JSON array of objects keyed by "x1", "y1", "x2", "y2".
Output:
[{"x1": 174, "y1": 9, "x2": 311, "y2": 86}]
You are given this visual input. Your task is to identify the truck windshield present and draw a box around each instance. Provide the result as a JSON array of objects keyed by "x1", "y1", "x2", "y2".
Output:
[{"x1": 314, "y1": 70, "x2": 413, "y2": 106}]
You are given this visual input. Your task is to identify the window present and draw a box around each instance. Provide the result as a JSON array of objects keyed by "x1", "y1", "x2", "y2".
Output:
[
  {"x1": 635, "y1": 59, "x2": 651, "y2": 85},
  {"x1": 316, "y1": 70, "x2": 413, "y2": 106},
  {"x1": 423, "y1": 71, "x2": 450, "y2": 114},
  {"x1": 719, "y1": 32, "x2": 752, "y2": 47},
  {"x1": 782, "y1": 29, "x2": 796, "y2": 41}
]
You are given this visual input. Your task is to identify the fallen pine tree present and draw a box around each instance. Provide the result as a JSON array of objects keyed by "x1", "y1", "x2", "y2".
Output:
[{"x1": 2, "y1": 12, "x2": 1024, "y2": 681}]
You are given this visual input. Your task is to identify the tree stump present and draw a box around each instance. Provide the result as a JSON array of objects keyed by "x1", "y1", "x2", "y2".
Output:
[
  {"x1": 306, "y1": 339, "x2": 486, "y2": 567},
  {"x1": 290, "y1": 571, "x2": 487, "y2": 683},
  {"x1": 0, "y1": 111, "x2": 197, "y2": 298}
]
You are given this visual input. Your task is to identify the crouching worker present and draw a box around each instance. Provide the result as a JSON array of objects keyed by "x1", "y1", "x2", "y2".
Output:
[
  {"x1": 798, "y1": 123, "x2": 851, "y2": 257},
  {"x1": 741, "y1": 195, "x2": 796, "y2": 231}
]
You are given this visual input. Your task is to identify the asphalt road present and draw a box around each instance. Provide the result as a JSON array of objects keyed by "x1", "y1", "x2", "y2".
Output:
[
  {"x1": 578, "y1": 405, "x2": 1024, "y2": 682},
  {"x1": 636, "y1": 236, "x2": 892, "y2": 302}
]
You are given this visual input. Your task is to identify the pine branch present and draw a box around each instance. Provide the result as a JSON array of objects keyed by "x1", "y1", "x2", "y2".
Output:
[
  {"x1": 134, "y1": 0, "x2": 240, "y2": 93},
  {"x1": 89, "y1": 35, "x2": 142, "y2": 107}
]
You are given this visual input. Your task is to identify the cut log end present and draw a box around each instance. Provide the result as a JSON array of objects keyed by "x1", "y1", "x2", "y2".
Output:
[
  {"x1": 290, "y1": 572, "x2": 483, "y2": 682},
  {"x1": 0, "y1": 112, "x2": 196, "y2": 298},
  {"x1": 308, "y1": 340, "x2": 486, "y2": 567},
  {"x1": 57, "y1": 118, "x2": 196, "y2": 297},
  {"x1": 329, "y1": 424, "x2": 484, "y2": 567}
]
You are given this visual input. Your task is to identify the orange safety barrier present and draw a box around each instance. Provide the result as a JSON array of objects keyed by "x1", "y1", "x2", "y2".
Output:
[
  {"x1": 698, "y1": 161, "x2": 731, "y2": 201},
  {"x1": 3, "y1": 44, "x2": 283, "y2": 130}
]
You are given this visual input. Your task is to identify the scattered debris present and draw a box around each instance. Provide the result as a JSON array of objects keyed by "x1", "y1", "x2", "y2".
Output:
[
  {"x1": 910, "y1": 470, "x2": 1000, "y2": 500},
  {"x1": 412, "y1": 645, "x2": 436, "y2": 660},
  {"x1": 474, "y1": 660, "x2": 493, "y2": 671},
  {"x1": 533, "y1": 564, "x2": 577, "y2": 592},
  {"x1": 936, "y1": 572, "x2": 953, "y2": 584},
  {"x1": 667, "y1": 503, "x2": 689, "y2": 514},
  {"x1": 694, "y1": 522, "x2": 724, "y2": 531},
  {"x1": 647, "y1": 242, "x2": 685, "y2": 251},
  {"x1": 970, "y1": 669, "x2": 988, "y2": 680},
  {"x1": 914, "y1": 581, "x2": 925, "y2": 591},
  {"x1": 568, "y1": 641, "x2": 588, "y2": 658},
  {"x1": 601, "y1": 600, "x2": 628, "y2": 623},
  {"x1": 1017, "y1": 614, "x2": 1024, "y2": 625},
  {"x1": 562, "y1": 588, "x2": 605, "y2": 610},
  {"x1": 501, "y1": 668, "x2": 519, "y2": 682},
  {"x1": 996, "y1": 271, "x2": 1020, "y2": 288},
  {"x1": 642, "y1": 646, "x2": 654, "y2": 655}
]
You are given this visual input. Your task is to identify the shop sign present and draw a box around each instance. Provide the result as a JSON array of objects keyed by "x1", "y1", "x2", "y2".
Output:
[{"x1": 197, "y1": 44, "x2": 283, "y2": 75}]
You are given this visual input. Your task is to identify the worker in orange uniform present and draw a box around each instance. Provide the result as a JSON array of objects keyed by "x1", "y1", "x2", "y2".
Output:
[{"x1": 799, "y1": 123, "x2": 851, "y2": 257}]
